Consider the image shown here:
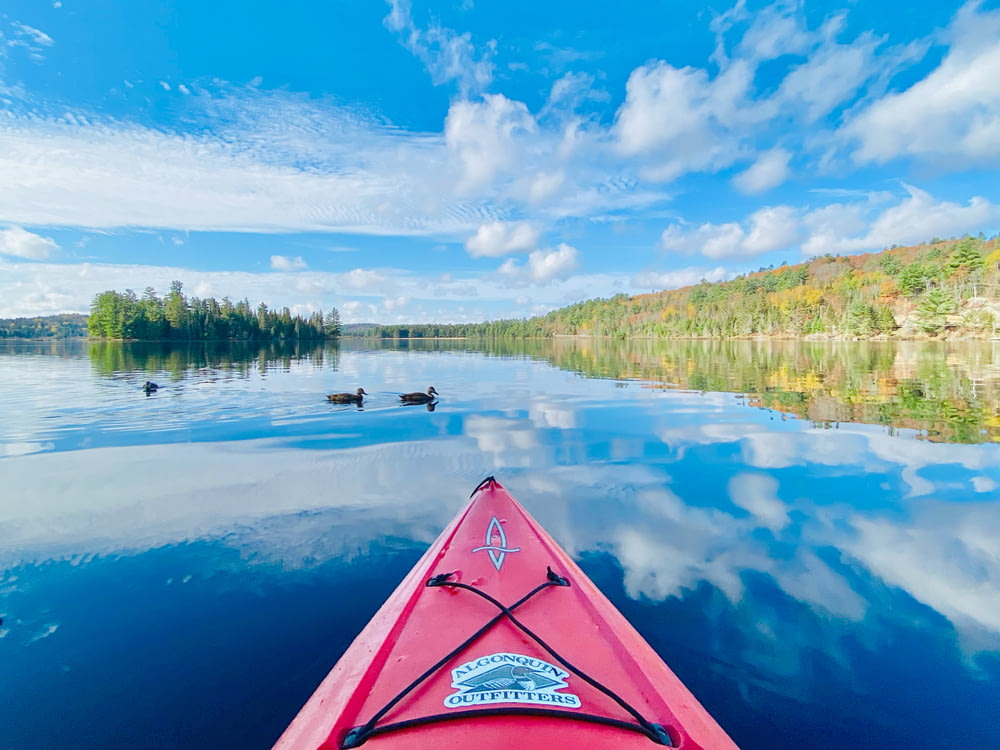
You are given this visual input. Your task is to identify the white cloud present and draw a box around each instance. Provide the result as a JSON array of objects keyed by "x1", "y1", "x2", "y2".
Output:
[
  {"x1": 465, "y1": 221, "x2": 539, "y2": 257},
  {"x1": 343, "y1": 268, "x2": 389, "y2": 291},
  {"x1": 381, "y1": 296, "x2": 409, "y2": 313},
  {"x1": 445, "y1": 94, "x2": 537, "y2": 192},
  {"x1": 846, "y1": 1, "x2": 1000, "y2": 164},
  {"x1": 496, "y1": 243, "x2": 580, "y2": 286},
  {"x1": 159, "y1": 80, "x2": 171, "y2": 92},
  {"x1": 663, "y1": 187, "x2": 999, "y2": 262},
  {"x1": 661, "y1": 205, "x2": 801, "y2": 260},
  {"x1": 801, "y1": 185, "x2": 1000, "y2": 257},
  {"x1": 732, "y1": 1, "x2": 814, "y2": 62},
  {"x1": 192, "y1": 280, "x2": 215, "y2": 297},
  {"x1": 340, "y1": 300, "x2": 370, "y2": 320},
  {"x1": 744, "y1": 205, "x2": 803, "y2": 254},
  {"x1": 733, "y1": 148, "x2": 791, "y2": 194},
  {"x1": 270, "y1": 254, "x2": 308, "y2": 271},
  {"x1": 0, "y1": 226, "x2": 58, "y2": 260},
  {"x1": 613, "y1": 59, "x2": 753, "y2": 181},
  {"x1": 632, "y1": 266, "x2": 729, "y2": 290}
]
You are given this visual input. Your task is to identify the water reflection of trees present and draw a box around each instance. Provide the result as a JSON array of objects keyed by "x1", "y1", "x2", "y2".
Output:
[
  {"x1": 87, "y1": 340, "x2": 339, "y2": 379},
  {"x1": 465, "y1": 338, "x2": 1000, "y2": 445},
  {"x1": 78, "y1": 338, "x2": 1000, "y2": 443}
]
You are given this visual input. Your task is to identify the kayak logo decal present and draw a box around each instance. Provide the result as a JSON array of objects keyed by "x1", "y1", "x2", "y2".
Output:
[
  {"x1": 444, "y1": 653, "x2": 581, "y2": 709},
  {"x1": 471, "y1": 516, "x2": 520, "y2": 571}
]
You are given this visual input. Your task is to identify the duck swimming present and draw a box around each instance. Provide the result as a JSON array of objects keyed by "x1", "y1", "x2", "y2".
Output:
[
  {"x1": 327, "y1": 388, "x2": 368, "y2": 404},
  {"x1": 400, "y1": 386, "x2": 438, "y2": 404},
  {"x1": 143, "y1": 381, "x2": 159, "y2": 394}
]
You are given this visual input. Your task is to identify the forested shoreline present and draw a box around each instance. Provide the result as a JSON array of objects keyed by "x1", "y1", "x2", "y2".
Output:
[
  {"x1": 349, "y1": 235, "x2": 1000, "y2": 341},
  {"x1": 5, "y1": 236, "x2": 1000, "y2": 340},
  {"x1": 86, "y1": 282, "x2": 341, "y2": 340}
]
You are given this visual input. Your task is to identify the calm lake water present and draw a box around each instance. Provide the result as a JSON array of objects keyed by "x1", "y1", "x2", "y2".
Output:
[{"x1": 2, "y1": 338, "x2": 999, "y2": 749}]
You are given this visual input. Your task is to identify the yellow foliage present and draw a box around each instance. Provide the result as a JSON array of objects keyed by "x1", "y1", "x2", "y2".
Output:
[
  {"x1": 767, "y1": 366, "x2": 825, "y2": 393},
  {"x1": 767, "y1": 286, "x2": 824, "y2": 312}
]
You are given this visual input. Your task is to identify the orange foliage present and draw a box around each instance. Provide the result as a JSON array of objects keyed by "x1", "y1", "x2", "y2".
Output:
[{"x1": 878, "y1": 279, "x2": 900, "y2": 298}]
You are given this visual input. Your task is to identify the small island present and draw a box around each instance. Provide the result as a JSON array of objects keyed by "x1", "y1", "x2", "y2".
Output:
[{"x1": 86, "y1": 281, "x2": 341, "y2": 341}]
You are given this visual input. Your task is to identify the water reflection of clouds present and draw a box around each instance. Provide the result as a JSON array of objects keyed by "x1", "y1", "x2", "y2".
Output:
[
  {"x1": 5, "y1": 377, "x2": 1000, "y2": 662},
  {"x1": 533, "y1": 468, "x2": 868, "y2": 623},
  {"x1": 464, "y1": 414, "x2": 543, "y2": 467},
  {"x1": 528, "y1": 396, "x2": 577, "y2": 430},
  {"x1": 0, "y1": 441, "x2": 55, "y2": 457},
  {"x1": 839, "y1": 500, "x2": 1000, "y2": 648},
  {"x1": 513, "y1": 454, "x2": 1000, "y2": 655},
  {"x1": 0, "y1": 439, "x2": 484, "y2": 565},
  {"x1": 728, "y1": 473, "x2": 788, "y2": 531}
]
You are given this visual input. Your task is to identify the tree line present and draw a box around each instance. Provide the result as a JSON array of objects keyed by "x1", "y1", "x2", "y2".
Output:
[
  {"x1": 344, "y1": 318, "x2": 548, "y2": 339},
  {"x1": 0, "y1": 313, "x2": 89, "y2": 338},
  {"x1": 526, "y1": 235, "x2": 1000, "y2": 339},
  {"x1": 343, "y1": 235, "x2": 1000, "y2": 341},
  {"x1": 87, "y1": 282, "x2": 341, "y2": 340}
]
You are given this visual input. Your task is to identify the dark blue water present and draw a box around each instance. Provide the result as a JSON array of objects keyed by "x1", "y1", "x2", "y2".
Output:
[{"x1": 2, "y1": 340, "x2": 999, "y2": 749}]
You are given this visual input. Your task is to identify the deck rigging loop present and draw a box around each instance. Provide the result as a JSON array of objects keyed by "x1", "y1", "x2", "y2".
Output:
[{"x1": 341, "y1": 568, "x2": 675, "y2": 749}]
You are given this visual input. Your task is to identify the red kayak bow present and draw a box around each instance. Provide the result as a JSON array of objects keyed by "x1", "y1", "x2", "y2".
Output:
[{"x1": 274, "y1": 477, "x2": 739, "y2": 749}]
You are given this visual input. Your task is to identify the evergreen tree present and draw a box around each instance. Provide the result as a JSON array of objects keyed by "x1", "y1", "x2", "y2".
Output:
[{"x1": 915, "y1": 288, "x2": 957, "y2": 334}]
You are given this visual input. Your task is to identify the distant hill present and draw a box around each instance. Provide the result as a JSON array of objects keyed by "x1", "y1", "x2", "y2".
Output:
[
  {"x1": 341, "y1": 323, "x2": 381, "y2": 336},
  {"x1": 0, "y1": 313, "x2": 89, "y2": 338},
  {"x1": 535, "y1": 234, "x2": 1000, "y2": 340},
  {"x1": 352, "y1": 235, "x2": 1000, "y2": 340}
]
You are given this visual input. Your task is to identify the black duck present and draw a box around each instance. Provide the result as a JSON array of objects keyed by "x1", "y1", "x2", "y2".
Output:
[
  {"x1": 400, "y1": 386, "x2": 438, "y2": 404},
  {"x1": 327, "y1": 387, "x2": 368, "y2": 404}
]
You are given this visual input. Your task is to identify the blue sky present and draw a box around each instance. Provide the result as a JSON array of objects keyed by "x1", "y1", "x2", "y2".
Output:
[{"x1": 1, "y1": 0, "x2": 999, "y2": 323}]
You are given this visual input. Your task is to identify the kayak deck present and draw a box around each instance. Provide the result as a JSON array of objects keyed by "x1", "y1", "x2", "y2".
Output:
[{"x1": 273, "y1": 477, "x2": 739, "y2": 749}]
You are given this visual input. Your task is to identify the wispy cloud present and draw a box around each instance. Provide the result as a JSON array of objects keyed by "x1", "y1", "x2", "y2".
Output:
[
  {"x1": 844, "y1": 0, "x2": 1000, "y2": 165},
  {"x1": 732, "y1": 147, "x2": 792, "y2": 194},
  {"x1": 383, "y1": 0, "x2": 494, "y2": 96},
  {"x1": 7, "y1": 21, "x2": 55, "y2": 61}
]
